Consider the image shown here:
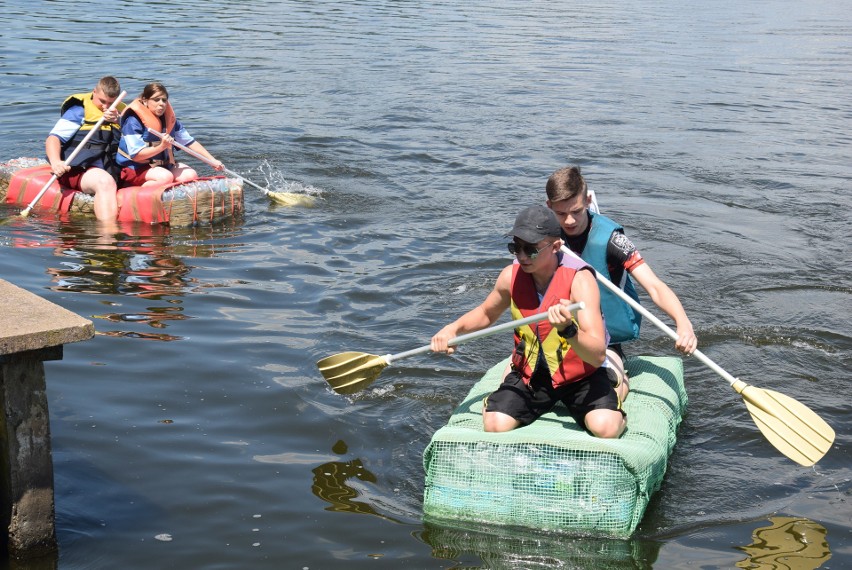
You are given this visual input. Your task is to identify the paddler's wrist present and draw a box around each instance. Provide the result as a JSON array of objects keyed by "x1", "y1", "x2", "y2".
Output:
[{"x1": 558, "y1": 318, "x2": 578, "y2": 339}]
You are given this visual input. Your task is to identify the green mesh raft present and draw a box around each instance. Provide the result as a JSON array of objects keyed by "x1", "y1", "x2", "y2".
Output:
[{"x1": 422, "y1": 355, "x2": 687, "y2": 538}]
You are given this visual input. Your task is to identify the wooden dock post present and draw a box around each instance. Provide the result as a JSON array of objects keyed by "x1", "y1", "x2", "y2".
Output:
[{"x1": 0, "y1": 279, "x2": 94, "y2": 559}]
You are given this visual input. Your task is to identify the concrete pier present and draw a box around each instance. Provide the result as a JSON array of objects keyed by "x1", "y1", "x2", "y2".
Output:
[{"x1": 0, "y1": 279, "x2": 94, "y2": 559}]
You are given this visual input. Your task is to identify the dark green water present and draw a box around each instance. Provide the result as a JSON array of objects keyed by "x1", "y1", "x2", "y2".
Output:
[{"x1": 0, "y1": 1, "x2": 848, "y2": 568}]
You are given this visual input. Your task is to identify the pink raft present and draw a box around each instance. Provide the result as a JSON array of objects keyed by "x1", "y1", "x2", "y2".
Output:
[{"x1": 1, "y1": 158, "x2": 244, "y2": 226}]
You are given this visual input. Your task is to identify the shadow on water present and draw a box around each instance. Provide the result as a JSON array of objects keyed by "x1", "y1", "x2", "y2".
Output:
[{"x1": 0, "y1": 456, "x2": 166, "y2": 570}]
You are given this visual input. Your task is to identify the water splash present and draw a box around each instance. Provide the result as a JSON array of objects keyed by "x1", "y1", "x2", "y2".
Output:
[{"x1": 254, "y1": 160, "x2": 324, "y2": 202}]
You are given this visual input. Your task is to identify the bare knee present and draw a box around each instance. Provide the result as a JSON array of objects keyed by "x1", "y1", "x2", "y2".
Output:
[
  {"x1": 81, "y1": 169, "x2": 117, "y2": 195},
  {"x1": 94, "y1": 184, "x2": 117, "y2": 197},
  {"x1": 172, "y1": 167, "x2": 198, "y2": 183},
  {"x1": 482, "y1": 411, "x2": 520, "y2": 433},
  {"x1": 584, "y1": 410, "x2": 626, "y2": 439},
  {"x1": 144, "y1": 167, "x2": 174, "y2": 185}
]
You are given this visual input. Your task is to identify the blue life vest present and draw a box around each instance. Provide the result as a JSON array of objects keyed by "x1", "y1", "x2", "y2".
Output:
[
  {"x1": 58, "y1": 92, "x2": 124, "y2": 178},
  {"x1": 580, "y1": 212, "x2": 642, "y2": 343}
]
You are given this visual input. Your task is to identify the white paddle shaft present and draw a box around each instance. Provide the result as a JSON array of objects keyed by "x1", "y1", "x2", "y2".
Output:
[
  {"x1": 23, "y1": 90, "x2": 128, "y2": 216},
  {"x1": 384, "y1": 301, "x2": 585, "y2": 364},
  {"x1": 145, "y1": 128, "x2": 270, "y2": 195},
  {"x1": 560, "y1": 244, "x2": 738, "y2": 386}
]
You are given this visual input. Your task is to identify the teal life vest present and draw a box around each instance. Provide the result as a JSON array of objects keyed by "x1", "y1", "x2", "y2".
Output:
[{"x1": 580, "y1": 212, "x2": 642, "y2": 343}]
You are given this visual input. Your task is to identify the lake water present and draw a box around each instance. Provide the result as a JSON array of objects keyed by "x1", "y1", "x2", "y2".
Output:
[{"x1": 0, "y1": 1, "x2": 849, "y2": 568}]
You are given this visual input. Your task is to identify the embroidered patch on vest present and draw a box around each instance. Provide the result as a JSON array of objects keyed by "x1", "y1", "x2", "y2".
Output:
[{"x1": 611, "y1": 232, "x2": 636, "y2": 257}]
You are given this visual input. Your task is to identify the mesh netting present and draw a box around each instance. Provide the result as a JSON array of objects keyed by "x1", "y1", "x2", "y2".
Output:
[{"x1": 423, "y1": 355, "x2": 687, "y2": 538}]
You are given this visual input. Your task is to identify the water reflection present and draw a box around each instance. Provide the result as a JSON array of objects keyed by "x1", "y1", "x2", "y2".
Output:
[
  {"x1": 310, "y1": 440, "x2": 402, "y2": 524},
  {"x1": 735, "y1": 516, "x2": 831, "y2": 570},
  {"x1": 420, "y1": 522, "x2": 661, "y2": 570},
  {"x1": 50, "y1": 250, "x2": 195, "y2": 301},
  {"x1": 14, "y1": 219, "x2": 244, "y2": 340}
]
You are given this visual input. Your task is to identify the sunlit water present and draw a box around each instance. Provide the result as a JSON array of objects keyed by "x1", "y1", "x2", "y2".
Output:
[{"x1": 0, "y1": 1, "x2": 849, "y2": 568}]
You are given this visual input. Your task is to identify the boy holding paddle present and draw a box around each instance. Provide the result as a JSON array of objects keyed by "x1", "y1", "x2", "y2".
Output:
[
  {"x1": 431, "y1": 205, "x2": 626, "y2": 439},
  {"x1": 45, "y1": 76, "x2": 125, "y2": 222},
  {"x1": 545, "y1": 165, "x2": 698, "y2": 393}
]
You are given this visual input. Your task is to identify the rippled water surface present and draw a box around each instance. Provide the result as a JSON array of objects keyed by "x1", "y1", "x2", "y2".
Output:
[{"x1": 0, "y1": 1, "x2": 849, "y2": 568}]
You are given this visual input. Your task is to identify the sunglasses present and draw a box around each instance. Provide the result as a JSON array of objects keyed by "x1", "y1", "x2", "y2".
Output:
[{"x1": 507, "y1": 241, "x2": 552, "y2": 260}]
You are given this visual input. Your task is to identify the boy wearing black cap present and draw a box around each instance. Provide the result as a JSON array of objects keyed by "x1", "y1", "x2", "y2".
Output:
[{"x1": 431, "y1": 205, "x2": 626, "y2": 439}]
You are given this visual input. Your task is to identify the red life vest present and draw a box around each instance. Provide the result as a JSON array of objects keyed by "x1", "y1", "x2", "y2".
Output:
[{"x1": 509, "y1": 255, "x2": 599, "y2": 388}]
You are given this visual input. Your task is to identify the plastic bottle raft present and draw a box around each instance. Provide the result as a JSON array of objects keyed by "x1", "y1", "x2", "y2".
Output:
[
  {"x1": 0, "y1": 158, "x2": 243, "y2": 227},
  {"x1": 422, "y1": 355, "x2": 688, "y2": 538}
]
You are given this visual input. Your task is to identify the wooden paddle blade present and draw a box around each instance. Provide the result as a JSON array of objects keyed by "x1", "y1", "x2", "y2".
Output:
[
  {"x1": 267, "y1": 190, "x2": 317, "y2": 207},
  {"x1": 738, "y1": 385, "x2": 835, "y2": 467},
  {"x1": 317, "y1": 351, "x2": 389, "y2": 394}
]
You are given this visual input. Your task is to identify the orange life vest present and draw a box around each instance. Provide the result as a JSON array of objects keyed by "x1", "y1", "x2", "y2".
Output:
[
  {"x1": 123, "y1": 98, "x2": 177, "y2": 136},
  {"x1": 120, "y1": 99, "x2": 178, "y2": 166}
]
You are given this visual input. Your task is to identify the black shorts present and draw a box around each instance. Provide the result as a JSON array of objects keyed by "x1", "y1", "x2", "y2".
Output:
[{"x1": 484, "y1": 367, "x2": 624, "y2": 430}]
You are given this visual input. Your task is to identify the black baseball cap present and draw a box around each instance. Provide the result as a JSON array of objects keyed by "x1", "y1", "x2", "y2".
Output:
[{"x1": 508, "y1": 205, "x2": 561, "y2": 243}]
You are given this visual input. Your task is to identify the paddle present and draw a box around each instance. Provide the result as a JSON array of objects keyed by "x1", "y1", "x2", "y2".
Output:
[
  {"x1": 20, "y1": 90, "x2": 128, "y2": 218},
  {"x1": 560, "y1": 244, "x2": 834, "y2": 466},
  {"x1": 145, "y1": 128, "x2": 315, "y2": 206},
  {"x1": 318, "y1": 301, "x2": 586, "y2": 395}
]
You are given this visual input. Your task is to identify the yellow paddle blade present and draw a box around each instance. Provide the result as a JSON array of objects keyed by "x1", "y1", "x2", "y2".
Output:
[
  {"x1": 317, "y1": 351, "x2": 389, "y2": 395},
  {"x1": 267, "y1": 190, "x2": 317, "y2": 207},
  {"x1": 736, "y1": 384, "x2": 835, "y2": 467}
]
